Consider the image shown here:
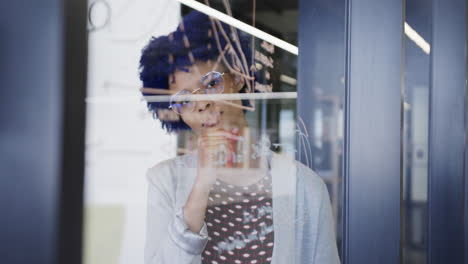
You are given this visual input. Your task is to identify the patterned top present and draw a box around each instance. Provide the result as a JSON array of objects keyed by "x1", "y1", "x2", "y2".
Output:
[{"x1": 202, "y1": 173, "x2": 274, "y2": 264}]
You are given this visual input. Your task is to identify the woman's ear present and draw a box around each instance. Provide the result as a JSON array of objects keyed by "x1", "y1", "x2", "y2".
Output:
[{"x1": 232, "y1": 75, "x2": 245, "y2": 92}]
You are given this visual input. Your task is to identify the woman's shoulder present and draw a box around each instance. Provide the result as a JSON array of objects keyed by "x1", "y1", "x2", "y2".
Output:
[
  {"x1": 271, "y1": 152, "x2": 327, "y2": 197},
  {"x1": 294, "y1": 160, "x2": 327, "y2": 192},
  {"x1": 146, "y1": 153, "x2": 197, "y2": 186}
]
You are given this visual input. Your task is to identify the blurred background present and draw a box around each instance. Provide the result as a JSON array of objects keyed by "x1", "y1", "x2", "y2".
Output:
[{"x1": 1, "y1": 0, "x2": 466, "y2": 264}]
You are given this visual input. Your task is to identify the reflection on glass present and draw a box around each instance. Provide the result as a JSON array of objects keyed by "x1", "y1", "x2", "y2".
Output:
[
  {"x1": 402, "y1": 0, "x2": 431, "y2": 262},
  {"x1": 295, "y1": 1, "x2": 345, "y2": 257},
  {"x1": 140, "y1": 10, "x2": 339, "y2": 264},
  {"x1": 83, "y1": 1, "x2": 340, "y2": 264}
]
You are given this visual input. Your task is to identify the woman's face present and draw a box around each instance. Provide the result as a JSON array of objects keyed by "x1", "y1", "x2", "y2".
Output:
[{"x1": 168, "y1": 60, "x2": 247, "y2": 134}]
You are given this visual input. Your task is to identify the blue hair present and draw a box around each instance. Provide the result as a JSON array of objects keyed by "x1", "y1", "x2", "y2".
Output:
[{"x1": 139, "y1": 10, "x2": 255, "y2": 133}]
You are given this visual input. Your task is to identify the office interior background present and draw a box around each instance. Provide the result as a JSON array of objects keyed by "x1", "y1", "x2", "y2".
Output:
[{"x1": 1, "y1": 0, "x2": 467, "y2": 263}]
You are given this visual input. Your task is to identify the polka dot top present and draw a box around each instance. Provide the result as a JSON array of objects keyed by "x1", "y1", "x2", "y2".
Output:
[{"x1": 202, "y1": 173, "x2": 274, "y2": 264}]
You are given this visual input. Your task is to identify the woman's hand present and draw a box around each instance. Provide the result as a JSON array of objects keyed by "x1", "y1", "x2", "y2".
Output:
[
  {"x1": 197, "y1": 129, "x2": 243, "y2": 181},
  {"x1": 183, "y1": 129, "x2": 231, "y2": 233},
  {"x1": 183, "y1": 129, "x2": 242, "y2": 233}
]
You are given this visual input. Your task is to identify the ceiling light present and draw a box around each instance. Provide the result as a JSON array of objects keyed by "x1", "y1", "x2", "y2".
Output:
[
  {"x1": 280, "y1": 74, "x2": 297, "y2": 86},
  {"x1": 404, "y1": 22, "x2": 430, "y2": 54},
  {"x1": 175, "y1": 0, "x2": 299, "y2": 55}
]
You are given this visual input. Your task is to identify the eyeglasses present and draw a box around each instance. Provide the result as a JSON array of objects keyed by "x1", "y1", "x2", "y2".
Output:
[{"x1": 169, "y1": 71, "x2": 225, "y2": 115}]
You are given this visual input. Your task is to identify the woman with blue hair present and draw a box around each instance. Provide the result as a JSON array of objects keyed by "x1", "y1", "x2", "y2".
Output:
[{"x1": 140, "y1": 10, "x2": 340, "y2": 264}]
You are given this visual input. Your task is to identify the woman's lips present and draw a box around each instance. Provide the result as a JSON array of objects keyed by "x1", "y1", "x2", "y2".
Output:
[
  {"x1": 201, "y1": 118, "x2": 221, "y2": 128},
  {"x1": 202, "y1": 122, "x2": 218, "y2": 128},
  {"x1": 201, "y1": 111, "x2": 222, "y2": 128}
]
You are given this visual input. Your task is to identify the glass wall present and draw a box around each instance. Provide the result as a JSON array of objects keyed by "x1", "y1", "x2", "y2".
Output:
[
  {"x1": 83, "y1": 0, "x2": 342, "y2": 263},
  {"x1": 295, "y1": 1, "x2": 346, "y2": 254},
  {"x1": 84, "y1": 1, "x2": 181, "y2": 263},
  {"x1": 402, "y1": 0, "x2": 431, "y2": 263}
]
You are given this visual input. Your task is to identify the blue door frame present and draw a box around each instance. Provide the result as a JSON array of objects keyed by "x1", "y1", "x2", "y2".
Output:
[
  {"x1": 298, "y1": 0, "x2": 402, "y2": 262},
  {"x1": 298, "y1": 0, "x2": 467, "y2": 263},
  {"x1": 0, "y1": 1, "x2": 87, "y2": 264},
  {"x1": 428, "y1": 0, "x2": 466, "y2": 263}
]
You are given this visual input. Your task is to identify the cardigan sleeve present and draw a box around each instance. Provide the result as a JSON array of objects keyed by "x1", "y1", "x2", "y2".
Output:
[
  {"x1": 144, "y1": 163, "x2": 209, "y2": 264},
  {"x1": 313, "y1": 181, "x2": 341, "y2": 264}
]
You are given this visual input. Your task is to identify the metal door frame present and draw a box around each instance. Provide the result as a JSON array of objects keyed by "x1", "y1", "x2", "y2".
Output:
[
  {"x1": 298, "y1": 0, "x2": 403, "y2": 263},
  {"x1": 297, "y1": 0, "x2": 467, "y2": 263},
  {"x1": 428, "y1": 0, "x2": 467, "y2": 263}
]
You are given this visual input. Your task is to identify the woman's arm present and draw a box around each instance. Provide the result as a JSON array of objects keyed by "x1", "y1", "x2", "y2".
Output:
[
  {"x1": 182, "y1": 130, "x2": 229, "y2": 233},
  {"x1": 144, "y1": 164, "x2": 209, "y2": 264},
  {"x1": 145, "y1": 131, "x2": 231, "y2": 263},
  {"x1": 183, "y1": 176, "x2": 212, "y2": 233}
]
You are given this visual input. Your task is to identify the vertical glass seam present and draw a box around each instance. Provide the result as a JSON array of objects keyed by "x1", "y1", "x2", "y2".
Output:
[
  {"x1": 399, "y1": 1, "x2": 406, "y2": 263},
  {"x1": 342, "y1": 0, "x2": 353, "y2": 262},
  {"x1": 464, "y1": 0, "x2": 468, "y2": 262},
  {"x1": 427, "y1": 1, "x2": 435, "y2": 262}
]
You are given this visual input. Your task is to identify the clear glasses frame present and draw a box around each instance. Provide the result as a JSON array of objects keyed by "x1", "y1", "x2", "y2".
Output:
[{"x1": 168, "y1": 71, "x2": 225, "y2": 115}]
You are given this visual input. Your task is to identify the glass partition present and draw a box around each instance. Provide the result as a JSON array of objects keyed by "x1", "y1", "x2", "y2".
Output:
[
  {"x1": 402, "y1": 0, "x2": 431, "y2": 263},
  {"x1": 83, "y1": 1, "x2": 341, "y2": 263}
]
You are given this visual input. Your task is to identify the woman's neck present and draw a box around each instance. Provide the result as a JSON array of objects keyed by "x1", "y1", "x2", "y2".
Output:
[{"x1": 216, "y1": 128, "x2": 270, "y2": 186}]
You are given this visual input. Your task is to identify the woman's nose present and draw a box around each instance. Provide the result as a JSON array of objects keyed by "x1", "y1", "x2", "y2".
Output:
[{"x1": 197, "y1": 101, "x2": 212, "y2": 112}]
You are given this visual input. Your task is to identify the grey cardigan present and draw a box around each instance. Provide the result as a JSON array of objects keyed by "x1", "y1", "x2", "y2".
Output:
[{"x1": 144, "y1": 152, "x2": 340, "y2": 264}]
